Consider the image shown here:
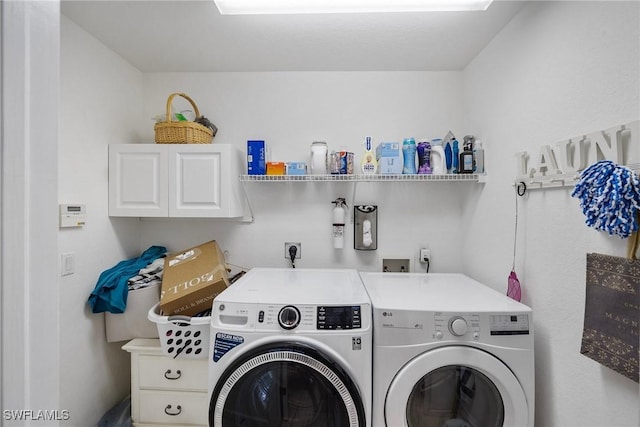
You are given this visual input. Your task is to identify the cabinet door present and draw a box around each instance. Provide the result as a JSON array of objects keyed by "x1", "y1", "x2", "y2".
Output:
[
  {"x1": 109, "y1": 145, "x2": 168, "y2": 217},
  {"x1": 168, "y1": 145, "x2": 243, "y2": 218}
]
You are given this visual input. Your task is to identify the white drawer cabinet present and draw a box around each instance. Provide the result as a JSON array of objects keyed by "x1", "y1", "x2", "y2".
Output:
[
  {"x1": 123, "y1": 339, "x2": 209, "y2": 427},
  {"x1": 109, "y1": 144, "x2": 244, "y2": 218}
]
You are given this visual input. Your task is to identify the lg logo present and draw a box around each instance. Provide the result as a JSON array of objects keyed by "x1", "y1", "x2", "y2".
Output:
[{"x1": 382, "y1": 311, "x2": 393, "y2": 317}]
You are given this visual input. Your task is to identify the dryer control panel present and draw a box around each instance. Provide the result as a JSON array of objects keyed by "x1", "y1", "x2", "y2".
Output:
[
  {"x1": 489, "y1": 314, "x2": 530, "y2": 335},
  {"x1": 434, "y1": 313, "x2": 480, "y2": 340},
  {"x1": 431, "y1": 312, "x2": 531, "y2": 341}
]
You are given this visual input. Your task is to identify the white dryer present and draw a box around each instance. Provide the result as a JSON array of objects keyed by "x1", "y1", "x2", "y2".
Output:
[
  {"x1": 360, "y1": 272, "x2": 534, "y2": 427},
  {"x1": 209, "y1": 268, "x2": 372, "y2": 427}
]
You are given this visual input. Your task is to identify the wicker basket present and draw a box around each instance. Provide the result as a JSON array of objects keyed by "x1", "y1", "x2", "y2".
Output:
[{"x1": 154, "y1": 93, "x2": 213, "y2": 144}]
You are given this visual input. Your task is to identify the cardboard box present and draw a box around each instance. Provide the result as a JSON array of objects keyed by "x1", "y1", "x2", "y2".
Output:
[
  {"x1": 286, "y1": 162, "x2": 307, "y2": 175},
  {"x1": 105, "y1": 282, "x2": 160, "y2": 342},
  {"x1": 376, "y1": 142, "x2": 403, "y2": 174},
  {"x1": 160, "y1": 240, "x2": 230, "y2": 317},
  {"x1": 266, "y1": 161, "x2": 286, "y2": 175},
  {"x1": 247, "y1": 140, "x2": 266, "y2": 175}
]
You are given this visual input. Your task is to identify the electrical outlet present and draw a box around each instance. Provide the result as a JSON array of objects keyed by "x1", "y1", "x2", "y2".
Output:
[
  {"x1": 284, "y1": 242, "x2": 301, "y2": 259},
  {"x1": 382, "y1": 258, "x2": 410, "y2": 273},
  {"x1": 419, "y1": 248, "x2": 431, "y2": 263}
]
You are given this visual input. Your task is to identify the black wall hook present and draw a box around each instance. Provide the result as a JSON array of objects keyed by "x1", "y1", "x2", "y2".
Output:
[{"x1": 516, "y1": 181, "x2": 527, "y2": 197}]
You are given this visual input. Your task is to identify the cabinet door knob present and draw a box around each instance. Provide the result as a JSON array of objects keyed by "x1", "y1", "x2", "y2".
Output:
[
  {"x1": 164, "y1": 369, "x2": 182, "y2": 380},
  {"x1": 164, "y1": 404, "x2": 182, "y2": 416}
]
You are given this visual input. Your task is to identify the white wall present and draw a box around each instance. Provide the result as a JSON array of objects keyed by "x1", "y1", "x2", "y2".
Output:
[
  {"x1": 138, "y1": 72, "x2": 473, "y2": 272},
  {"x1": 463, "y1": 2, "x2": 639, "y2": 426},
  {"x1": 59, "y1": 16, "x2": 146, "y2": 425}
]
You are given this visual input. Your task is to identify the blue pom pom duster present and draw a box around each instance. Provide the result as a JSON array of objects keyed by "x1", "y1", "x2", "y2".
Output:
[{"x1": 571, "y1": 160, "x2": 640, "y2": 239}]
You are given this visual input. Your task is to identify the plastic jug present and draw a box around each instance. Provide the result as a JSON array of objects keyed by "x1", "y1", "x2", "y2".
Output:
[
  {"x1": 402, "y1": 138, "x2": 417, "y2": 174},
  {"x1": 430, "y1": 138, "x2": 446, "y2": 175},
  {"x1": 417, "y1": 140, "x2": 432, "y2": 174},
  {"x1": 310, "y1": 141, "x2": 328, "y2": 175}
]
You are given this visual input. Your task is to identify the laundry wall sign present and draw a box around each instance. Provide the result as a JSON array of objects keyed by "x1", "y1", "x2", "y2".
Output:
[{"x1": 515, "y1": 120, "x2": 639, "y2": 179}]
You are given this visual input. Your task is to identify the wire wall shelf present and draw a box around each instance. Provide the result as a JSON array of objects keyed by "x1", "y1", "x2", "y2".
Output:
[
  {"x1": 240, "y1": 174, "x2": 485, "y2": 183},
  {"x1": 238, "y1": 173, "x2": 486, "y2": 222}
]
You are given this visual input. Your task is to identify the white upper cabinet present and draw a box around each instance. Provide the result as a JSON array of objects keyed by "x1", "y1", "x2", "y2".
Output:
[
  {"x1": 109, "y1": 144, "x2": 168, "y2": 217},
  {"x1": 109, "y1": 144, "x2": 244, "y2": 218}
]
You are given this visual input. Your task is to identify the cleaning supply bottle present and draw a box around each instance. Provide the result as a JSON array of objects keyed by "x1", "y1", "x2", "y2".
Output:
[
  {"x1": 473, "y1": 140, "x2": 485, "y2": 174},
  {"x1": 360, "y1": 136, "x2": 378, "y2": 175},
  {"x1": 430, "y1": 138, "x2": 446, "y2": 175},
  {"x1": 452, "y1": 139, "x2": 459, "y2": 174},
  {"x1": 417, "y1": 140, "x2": 432, "y2": 174},
  {"x1": 459, "y1": 146, "x2": 474, "y2": 174},
  {"x1": 402, "y1": 138, "x2": 417, "y2": 174},
  {"x1": 444, "y1": 141, "x2": 452, "y2": 173}
]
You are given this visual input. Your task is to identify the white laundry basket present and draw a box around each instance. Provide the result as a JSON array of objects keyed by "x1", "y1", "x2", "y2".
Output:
[{"x1": 148, "y1": 303, "x2": 210, "y2": 359}]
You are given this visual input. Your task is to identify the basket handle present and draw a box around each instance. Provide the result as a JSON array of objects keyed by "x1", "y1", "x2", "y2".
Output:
[
  {"x1": 165, "y1": 92, "x2": 202, "y2": 122},
  {"x1": 167, "y1": 315, "x2": 192, "y2": 324}
]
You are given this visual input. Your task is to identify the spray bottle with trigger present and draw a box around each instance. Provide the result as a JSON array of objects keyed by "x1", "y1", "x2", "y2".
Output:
[
  {"x1": 332, "y1": 198, "x2": 347, "y2": 249},
  {"x1": 452, "y1": 139, "x2": 459, "y2": 174}
]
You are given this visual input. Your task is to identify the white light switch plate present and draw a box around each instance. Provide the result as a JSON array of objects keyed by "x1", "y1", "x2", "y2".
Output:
[{"x1": 61, "y1": 252, "x2": 75, "y2": 276}]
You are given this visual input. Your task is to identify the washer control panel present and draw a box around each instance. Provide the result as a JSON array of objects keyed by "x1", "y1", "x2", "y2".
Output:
[
  {"x1": 317, "y1": 306, "x2": 362, "y2": 330},
  {"x1": 253, "y1": 304, "x2": 362, "y2": 330},
  {"x1": 256, "y1": 304, "x2": 316, "y2": 330},
  {"x1": 278, "y1": 305, "x2": 301, "y2": 330}
]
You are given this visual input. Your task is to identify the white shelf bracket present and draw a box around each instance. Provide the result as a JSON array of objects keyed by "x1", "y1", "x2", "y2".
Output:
[{"x1": 239, "y1": 178, "x2": 255, "y2": 223}]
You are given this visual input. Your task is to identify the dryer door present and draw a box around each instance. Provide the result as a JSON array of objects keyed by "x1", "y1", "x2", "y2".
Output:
[
  {"x1": 209, "y1": 342, "x2": 366, "y2": 427},
  {"x1": 385, "y1": 346, "x2": 529, "y2": 427}
]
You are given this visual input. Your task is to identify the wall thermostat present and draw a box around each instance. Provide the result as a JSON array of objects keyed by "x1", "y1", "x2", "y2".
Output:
[{"x1": 59, "y1": 204, "x2": 86, "y2": 228}]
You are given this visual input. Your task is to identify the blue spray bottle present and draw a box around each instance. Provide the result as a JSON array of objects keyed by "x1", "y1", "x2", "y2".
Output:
[
  {"x1": 452, "y1": 139, "x2": 459, "y2": 174},
  {"x1": 444, "y1": 141, "x2": 452, "y2": 173}
]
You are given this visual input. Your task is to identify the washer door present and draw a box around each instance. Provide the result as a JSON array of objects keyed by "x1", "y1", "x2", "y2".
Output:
[
  {"x1": 209, "y1": 342, "x2": 366, "y2": 427},
  {"x1": 385, "y1": 347, "x2": 529, "y2": 427}
]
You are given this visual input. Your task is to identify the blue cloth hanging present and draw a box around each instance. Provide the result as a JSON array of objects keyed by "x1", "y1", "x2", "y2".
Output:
[
  {"x1": 571, "y1": 160, "x2": 640, "y2": 238},
  {"x1": 88, "y1": 246, "x2": 167, "y2": 314}
]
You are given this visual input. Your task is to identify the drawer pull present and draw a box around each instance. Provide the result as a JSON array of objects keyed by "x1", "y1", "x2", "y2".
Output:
[
  {"x1": 164, "y1": 404, "x2": 182, "y2": 416},
  {"x1": 164, "y1": 369, "x2": 182, "y2": 380}
]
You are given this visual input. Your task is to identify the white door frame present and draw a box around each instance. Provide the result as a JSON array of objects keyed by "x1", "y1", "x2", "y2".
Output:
[{"x1": 1, "y1": 1, "x2": 60, "y2": 424}]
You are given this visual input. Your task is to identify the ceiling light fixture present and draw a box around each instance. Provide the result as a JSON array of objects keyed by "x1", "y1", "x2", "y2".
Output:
[{"x1": 213, "y1": 0, "x2": 494, "y2": 15}]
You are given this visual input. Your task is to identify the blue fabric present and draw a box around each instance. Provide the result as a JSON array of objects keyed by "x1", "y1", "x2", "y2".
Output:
[
  {"x1": 571, "y1": 160, "x2": 640, "y2": 238},
  {"x1": 88, "y1": 246, "x2": 167, "y2": 314}
]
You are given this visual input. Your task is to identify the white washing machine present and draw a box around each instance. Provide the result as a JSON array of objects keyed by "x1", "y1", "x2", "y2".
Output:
[
  {"x1": 360, "y1": 272, "x2": 534, "y2": 427},
  {"x1": 209, "y1": 268, "x2": 372, "y2": 427}
]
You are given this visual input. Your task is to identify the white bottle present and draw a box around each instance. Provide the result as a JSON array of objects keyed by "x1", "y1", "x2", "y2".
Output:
[
  {"x1": 473, "y1": 140, "x2": 485, "y2": 174},
  {"x1": 360, "y1": 136, "x2": 378, "y2": 175},
  {"x1": 310, "y1": 141, "x2": 328, "y2": 175},
  {"x1": 430, "y1": 138, "x2": 446, "y2": 175}
]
